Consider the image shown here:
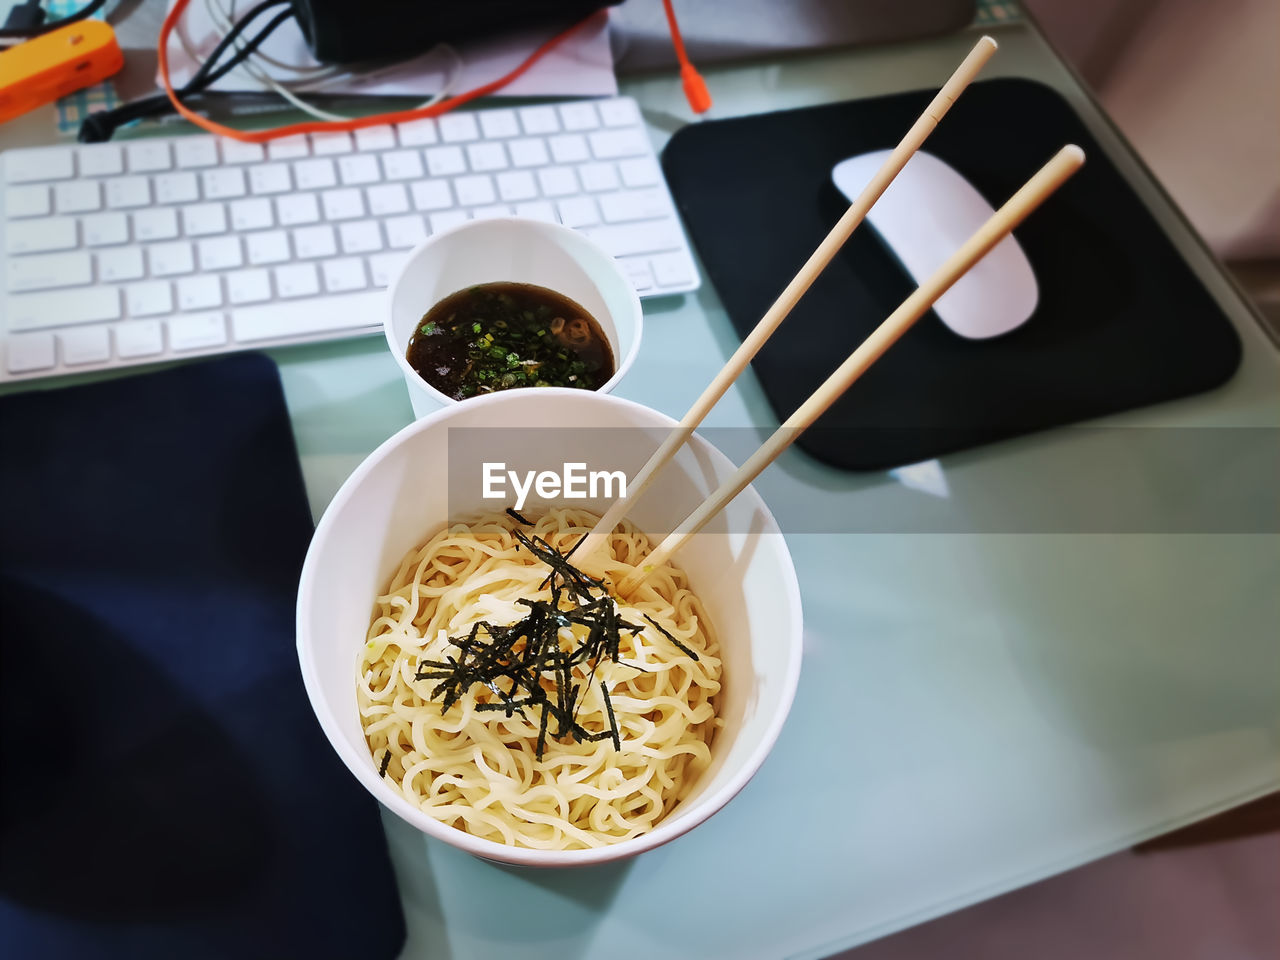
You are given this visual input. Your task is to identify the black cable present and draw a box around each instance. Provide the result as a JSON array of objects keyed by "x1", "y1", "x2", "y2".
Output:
[
  {"x1": 78, "y1": 1, "x2": 294, "y2": 143},
  {"x1": 0, "y1": 0, "x2": 107, "y2": 40},
  {"x1": 188, "y1": 0, "x2": 291, "y2": 88}
]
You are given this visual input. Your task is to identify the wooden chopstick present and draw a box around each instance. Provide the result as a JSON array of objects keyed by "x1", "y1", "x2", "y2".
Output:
[
  {"x1": 574, "y1": 35, "x2": 999, "y2": 566},
  {"x1": 617, "y1": 144, "x2": 1086, "y2": 594}
]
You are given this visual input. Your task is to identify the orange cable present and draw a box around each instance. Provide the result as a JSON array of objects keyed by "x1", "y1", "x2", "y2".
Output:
[
  {"x1": 661, "y1": 0, "x2": 710, "y2": 113},
  {"x1": 157, "y1": 0, "x2": 605, "y2": 142}
]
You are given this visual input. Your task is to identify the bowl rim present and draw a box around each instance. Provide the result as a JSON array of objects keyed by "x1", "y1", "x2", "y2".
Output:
[
  {"x1": 383, "y1": 217, "x2": 645, "y2": 407},
  {"x1": 296, "y1": 388, "x2": 804, "y2": 867}
]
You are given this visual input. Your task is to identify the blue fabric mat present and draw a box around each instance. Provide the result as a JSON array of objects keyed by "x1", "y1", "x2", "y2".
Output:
[{"x1": 0, "y1": 355, "x2": 405, "y2": 960}]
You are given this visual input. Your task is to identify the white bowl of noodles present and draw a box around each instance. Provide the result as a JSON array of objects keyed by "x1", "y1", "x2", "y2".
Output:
[{"x1": 297, "y1": 389, "x2": 803, "y2": 867}]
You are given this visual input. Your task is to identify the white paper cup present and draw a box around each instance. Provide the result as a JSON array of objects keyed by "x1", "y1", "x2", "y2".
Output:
[
  {"x1": 386, "y1": 218, "x2": 643, "y2": 418},
  {"x1": 296, "y1": 389, "x2": 803, "y2": 867}
]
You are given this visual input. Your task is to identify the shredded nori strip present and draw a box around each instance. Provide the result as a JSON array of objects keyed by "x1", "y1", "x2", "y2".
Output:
[
  {"x1": 642, "y1": 613, "x2": 700, "y2": 662},
  {"x1": 506, "y1": 507, "x2": 534, "y2": 526},
  {"x1": 378, "y1": 750, "x2": 392, "y2": 777},
  {"x1": 408, "y1": 516, "x2": 696, "y2": 759}
]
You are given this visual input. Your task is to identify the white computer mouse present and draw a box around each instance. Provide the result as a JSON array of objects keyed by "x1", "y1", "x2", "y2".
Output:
[{"x1": 831, "y1": 149, "x2": 1038, "y2": 339}]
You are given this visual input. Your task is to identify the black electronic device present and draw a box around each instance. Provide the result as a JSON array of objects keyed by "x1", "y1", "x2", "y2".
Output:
[
  {"x1": 291, "y1": 0, "x2": 620, "y2": 64},
  {"x1": 660, "y1": 79, "x2": 1243, "y2": 471}
]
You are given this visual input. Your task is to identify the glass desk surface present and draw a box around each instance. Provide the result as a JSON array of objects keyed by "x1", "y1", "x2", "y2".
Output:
[{"x1": 4, "y1": 15, "x2": 1277, "y2": 960}]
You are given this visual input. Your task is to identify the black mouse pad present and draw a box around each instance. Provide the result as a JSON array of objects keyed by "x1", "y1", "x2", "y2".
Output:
[
  {"x1": 661, "y1": 78, "x2": 1242, "y2": 469},
  {"x1": 0, "y1": 356, "x2": 405, "y2": 960}
]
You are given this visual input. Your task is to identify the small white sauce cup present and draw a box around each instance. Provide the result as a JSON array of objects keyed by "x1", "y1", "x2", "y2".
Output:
[{"x1": 386, "y1": 218, "x2": 643, "y2": 418}]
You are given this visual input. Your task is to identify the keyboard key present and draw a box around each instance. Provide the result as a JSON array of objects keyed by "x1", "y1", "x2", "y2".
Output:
[
  {"x1": 338, "y1": 155, "x2": 380, "y2": 186},
  {"x1": 97, "y1": 247, "x2": 145, "y2": 282},
  {"x1": 355, "y1": 126, "x2": 397, "y2": 151},
  {"x1": 321, "y1": 188, "x2": 364, "y2": 220},
  {"x1": 366, "y1": 183, "x2": 409, "y2": 215},
  {"x1": 466, "y1": 142, "x2": 507, "y2": 172},
  {"x1": 425, "y1": 146, "x2": 466, "y2": 177},
  {"x1": 577, "y1": 162, "x2": 619, "y2": 192},
  {"x1": 652, "y1": 252, "x2": 695, "y2": 288},
  {"x1": 78, "y1": 144, "x2": 124, "y2": 177},
  {"x1": 367, "y1": 252, "x2": 408, "y2": 287},
  {"x1": 126, "y1": 281, "x2": 174, "y2": 316},
  {"x1": 5, "y1": 148, "x2": 74, "y2": 183},
  {"x1": 453, "y1": 175, "x2": 495, "y2": 206},
  {"x1": 479, "y1": 110, "x2": 519, "y2": 139},
  {"x1": 147, "y1": 241, "x2": 195, "y2": 277},
  {"x1": 6, "y1": 185, "x2": 49, "y2": 218},
  {"x1": 177, "y1": 275, "x2": 223, "y2": 310},
  {"x1": 549, "y1": 134, "x2": 589, "y2": 164},
  {"x1": 439, "y1": 114, "x2": 479, "y2": 143},
  {"x1": 471, "y1": 204, "x2": 510, "y2": 220},
  {"x1": 428, "y1": 210, "x2": 468, "y2": 234},
  {"x1": 174, "y1": 137, "x2": 219, "y2": 169},
  {"x1": 339, "y1": 221, "x2": 382, "y2": 254},
  {"x1": 221, "y1": 141, "x2": 265, "y2": 164},
  {"x1": 169, "y1": 313, "x2": 227, "y2": 351},
  {"x1": 106, "y1": 176, "x2": 150, "y2": 208},
  {"x1": 247, "y1": 230, "x2": 291, "y2": 265},
  {"x1": 82, "y1": 212, "x2": 129, "y2": 246},
  {"x1": 537, "y1": 166, "x2": 578, "y2": 197},
  {"x1": 292, "y1": 224, "x2": 337, "y2": 259},
  {"x1": 496, "y1": 170, "x2": 537, "y2": 202},
  {"x1": 132, "y1": 208, "x2": 179, "y2": 241},
  {"x1": 276, "y1": 192, "x2": 320, "y2": 226},
  {"x1": 599, "y1": 189, "x2": 668, "y2": 222},
  {"x1": 182, "y1": 203, "x2": 227, "y2": 237},
  {"x1": 518, "y1": 105, "x2": 559, "y2": 135},
  {"x1": 273, "y1": 263, "x2": 320, "y2": 298},
  {"x1": 619, "y1": 255, "x2": 655, "y2": 293},
  {"x1": 292, "y1": 158, "x2": 337, "y2": 190},
  {"x1": 153, "y1": 172, "x2": 198, "y2": 204},
  {"x1": 410, "y1": 180, "x2": 452, "y2": 211},
  {"x1": 115, "y1": 320, "x2": 164, "y2": 358},
  {"x1": 268, "y1": 135, "x2": 310, "y2": 160},
  {"x1": 618, "y1": 157, "x2": 661, "y2": 187},
  {"x1": 513, "y1": 200, "x2": 557, "y2": 223},
  {"x1": 310, "y1": 131, "x2": 353, "y2": 155},
  {"x1": 226, "y1": 268, "x2": 272, "y2": 305},
  {"x1": 395, "y1": 119, "x2": 438, "y2": 147},
  {"x1": 249, "y1": 164, "x2": 292, "y2": 195},
  {"x1": 322, "y1": 257, "x2": 367, "y2": 292},
  {"x1": 584, "y1": 220, "x2": 681, "y2": 258},
  {"x1": 589, "y1": 129, "x2": 648, "y2": 159},
  {"x1": 6, "y1": 332, "x2": 56, "y2": 372},
  {"x1": 6, "y1": 219, "x2": 78, "y2": 255},
  {"x1": 231, "y1": 290, "x2": 382, "y2": 341},
  {"x1": 229, "y1": 197, "x2": 274, "y2": 231},
  {"x1": 202, "y1": 167, "x2": 247, "y2": 199},
  {"x1": 557, "y1": 196, "x2": 598, "y2": 228},
  {"x1": 381, "y1": 150, "x2": 424, "y2": 181},
  {"x1": 384, "y1": 214, "x2": 426, "y2": 249},
  {"x1": 559, "y1": 102, "x2": 599, "y2": 131},
  {"x1": 55, "y1": 180, "x2": 102, "y2": 213},
  {"x1": 126, "y1": 141, "x2": 171, "y2": 173},
  {"x1": 59, "y1": 326, "x2": 111, "y2": 365},
  {"x1": 197, "y1": 235, "x2": 244, "y2": 270},
  {"x1": 598, "y1": 98, "x2": 640, "y2": 127},
  {"x1": 6, "y1": 285, "x2": 118, "y2": 327},
  {"x1": 508, "y1": 138, "x2": 550, "y2": 168}
]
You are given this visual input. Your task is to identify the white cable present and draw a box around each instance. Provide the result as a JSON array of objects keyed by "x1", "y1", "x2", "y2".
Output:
[{"x1": 180, "y1": 0, "x2": 464, "y2": 125}]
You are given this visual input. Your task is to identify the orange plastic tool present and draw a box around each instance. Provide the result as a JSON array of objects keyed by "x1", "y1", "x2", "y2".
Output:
[{"x1": 0, "y1": 20, "x2": 123, "y2": 125}]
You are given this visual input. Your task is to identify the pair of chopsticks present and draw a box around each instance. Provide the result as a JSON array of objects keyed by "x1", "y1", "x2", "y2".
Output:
[{"x1": 576, "y1": 36, "x2": 1083, "y2": 593}]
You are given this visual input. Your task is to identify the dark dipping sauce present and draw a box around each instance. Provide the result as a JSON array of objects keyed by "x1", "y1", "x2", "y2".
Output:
[{"x1": 406, "y1": 282, "x2": 615, "y2": 400}]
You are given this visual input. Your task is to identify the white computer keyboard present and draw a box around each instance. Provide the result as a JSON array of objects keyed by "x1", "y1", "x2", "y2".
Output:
[{"x1": 0, "y1": 96, "x2": 699, "y2": 382}]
